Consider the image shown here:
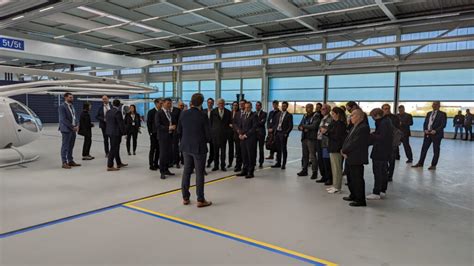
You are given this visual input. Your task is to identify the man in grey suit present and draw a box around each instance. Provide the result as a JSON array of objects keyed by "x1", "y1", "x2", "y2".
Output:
[
  {"x1": 58, "y1": 92, "x2": 81, "y2": 169},
  {"x1": 297, "y1": 103, "x2": 320, "y2": 179},
  {"x1": 178, "y1": 93, "x2": 212, "y2": 208}
]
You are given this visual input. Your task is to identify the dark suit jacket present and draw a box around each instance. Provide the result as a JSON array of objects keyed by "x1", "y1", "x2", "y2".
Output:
[
  {"x1": 238, "y1": 112, "x2": 258, "y2": 140},
  {"x1": 147, "y1": 108, "x2": 158, "y2": 135},
  {"x1": 398, "y1": 113, "x2": 413, "y2": 137},
  {"x1": 178, "y1": 107, "x2": 211, "y2": 154},
  {"x1": 58, "y1": 103, "x2": 77, "y2": 133},
  {"x1": 267, "y1": 109, "x2": 280, "y2": 129},
  {"x1": 233, "y1": 110, "x2": 244, "y2": 136},
  {"x1": 155, "y1": 109, "x2": 177, "y2": 142},
  {"x1": 327, "y1": 120, "x2": 346, "y2": 153},
  {"x1": 255, "y1": 110, "x2": 267, "y2": 137},
  {"x1": 210, "y1": 108, "x2": 232, "y2": 145},
  {"x1": 342, "y1": 123, "x2": 369, "y2": 165},
  {"x1": 299, "y1": 112, "x2": 321, "y2": 140},
  {"x1": 423, "y1": 110, "x2": 447, "y2": 138},
  {"x1": 78, "y1": 110, "x2": 93, "y2": 137},
  {"x1": 273, "y1": 111, "x2": 293, "y2": 136},
  {"x1": 370, "y1": 116, "x2": 393, "y2": 161},
  {"x1": 125, "y1": 113, "x2": 141, "y2": 134},
  {"x1": 96, "y1": 103, "x2": 111, "y2": 129},
  {"x1": 105, "y1": 107, "x2": 125, "y2": 137}
]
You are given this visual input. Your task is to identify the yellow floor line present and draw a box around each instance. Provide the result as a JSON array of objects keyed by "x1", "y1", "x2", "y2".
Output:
[{"x1": 124, "y1": 203, "x2": 338, "y2": 266}]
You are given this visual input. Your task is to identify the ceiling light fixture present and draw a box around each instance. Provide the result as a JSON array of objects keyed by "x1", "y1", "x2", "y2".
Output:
[
  {"x1": 183, "y1": 7, "x2": 205, "y2": 13},
  {"x1": 11, "y1": 15, "x2": 24, "y2": 21},
  {"x1": 78, "y1": 6, "x2": 106, "y2": 16},
  {"x1": 130, "y1": 22, "x2": 161, "y2": 32},
  {"x1": 39, "y1": 6, "x2": 54, "y2": 12}
]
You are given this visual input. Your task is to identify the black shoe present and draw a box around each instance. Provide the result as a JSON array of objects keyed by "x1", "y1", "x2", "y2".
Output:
[
  {"x1": 349, "y1": 202, "x2": 366, "y2": 207},
  {"x1": 133, "y1": 152, "x2": 136, "y2": 155},
  {"x1": 212, "y1": 167, "x2": 219, "y2": 171},
  {"x1": 297, "y1": 171, "x2": 308, "y2": 176},
  {"x1": 310, "y1": 173, "x2": 318, "y2": 180},
  {"x1": 259, "y1": 163, "x2": 263, "y2": 169},
  {"x1": 324, "y1": 181, "x2": 333, "y2": 186},
  {"x1": 149, "y1": 166, "x2": 158, "y2": 171},
  {"x1": 316, "y1": 179, "x2": 326, "y2": 183},
  {"x1": 204, "y1": 171, "x2": 208, "y2": 176},
  {"x1": 281, "y1": 165, "x2": 286, "y2": 170},
  {"x1": 128, "y1": 152, "x2": 131, "y2": 156},
  {"x1": 221, "y1": 167, "x2": 227, "y2": 172},
  {"x1": 406, "y1": 160, "x2": 413, "y2": 163},
  {"x1": 176, "y1": 164, "x2": 181, "y2": 169},
  {"x1": 343, "y1": 197, "x2": 354, "y2": 202},
  {"x1": 412, "y1": 163, "x2": 423, "y2": 168},
  {"x1": 245, "y1": 173, "x2": 254, "y2": 179},
  {"x1": 227, "y1": 164, "x2": 232, "y2": 169},
  {"x1": 164, "y1": 171, "x2": 175, "y2": 176},
  {"x1": 271, "y1": 164, "x2": 281, "y2": 168},
  {"x1": 206, "y1": 163, "x2": 212, "y2": 168},
  {"x1": 160, "y1": 174, "x2": 166, "y2": 179},
  {"x1": 388, "y1": 177, "x2": 393, "y2": 182},
  {"x1": 236, "y1": 171, "x2": 248, "y2": 177},
  {"x1": 234, "y1": 167, "x2": 241, "y2": 172}
]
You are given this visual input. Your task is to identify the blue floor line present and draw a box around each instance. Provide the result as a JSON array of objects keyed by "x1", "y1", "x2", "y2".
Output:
[
  {"x1": 0, "y1": 205, "x2": 120, "y2": 239},
  {"x1": 122, "y1": 205, "x2": 325, "y2": 266}
]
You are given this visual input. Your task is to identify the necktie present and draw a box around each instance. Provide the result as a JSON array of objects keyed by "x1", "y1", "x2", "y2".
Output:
[
  {"x1": 165, "y1": 110, "x2": 171, "y2": 122},
  {"x1": 219, "y1": 109, "x2": 223, "y2": 118}
]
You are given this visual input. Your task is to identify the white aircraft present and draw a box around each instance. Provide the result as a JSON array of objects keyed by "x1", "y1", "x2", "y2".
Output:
[{"x1": 0, "y1": 65, "x2": 154, "y2": 168}]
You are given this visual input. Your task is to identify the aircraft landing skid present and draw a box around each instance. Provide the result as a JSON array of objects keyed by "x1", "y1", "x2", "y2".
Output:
[{"x1": 0, "y1": 146, "x2": 39, "y2": 168}]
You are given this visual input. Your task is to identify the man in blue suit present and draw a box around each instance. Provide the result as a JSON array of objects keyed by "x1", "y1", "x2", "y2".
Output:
[
  {"x1": 412, "y1": 101, "x2": 447, "y2": 170},
  {"x1": 178, "y1": 93, "x2": 212, "y2": 208},
  {"x1": 58, "y1": 92, "x2": 81, "y2": 169}
]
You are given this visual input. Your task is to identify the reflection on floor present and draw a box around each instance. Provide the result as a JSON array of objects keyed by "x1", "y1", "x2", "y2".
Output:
[{"x1": 1, "y1": 125, "x2": 473, "y2": 265}]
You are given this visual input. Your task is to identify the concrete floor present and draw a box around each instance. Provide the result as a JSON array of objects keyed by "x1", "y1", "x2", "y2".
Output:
[{"x1": 0, "y1": 125, "x2": 473, "y2": 265}]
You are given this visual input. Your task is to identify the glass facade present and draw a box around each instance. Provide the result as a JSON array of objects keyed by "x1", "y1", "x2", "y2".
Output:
[{"x1": 328, "y1": 72, "x2": 395, "y2": 101}]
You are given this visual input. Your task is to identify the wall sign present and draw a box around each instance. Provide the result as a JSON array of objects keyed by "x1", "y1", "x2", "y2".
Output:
[{"x1": 0, "y1": 37, "x2": 25, "y2": 51}]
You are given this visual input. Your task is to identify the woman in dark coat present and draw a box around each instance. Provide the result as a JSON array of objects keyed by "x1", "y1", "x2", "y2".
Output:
[
  {"x1": 322, "y1": 107, "x2": 347, "y2": 193},
  {"x1": 125, "y1": 104, "x2": 141, "y2": 155},
  {"x1": 78, "y1": 102, "x2": 94, "y2": 160}
]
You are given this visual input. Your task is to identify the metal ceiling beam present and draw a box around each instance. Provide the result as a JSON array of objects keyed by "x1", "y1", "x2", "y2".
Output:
[
  {"x1": 5, "y1": 22, "x2": 137, "y2": 53},
  {"x1": 43, "y1": 12, "x2": 171, "y2": 49},
  {"x1": 148, "y1": 34, "x2": 474, "y2": 67},
  {"x1": 88, "y1": 2, "x2": 210, "y2": 44},
  {"x1": 375, "y1": 0, "x2": 397, "y2": 21},
  {"x1": 160, "y1": 0, "x2": 259, "y2": 39},
  {"x1": 261, "y1": 0, "x2": 318, "y2": 31}
]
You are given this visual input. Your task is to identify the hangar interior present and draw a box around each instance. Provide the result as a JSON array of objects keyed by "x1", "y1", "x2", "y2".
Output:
[{"x1": 0, "y1": 0, "x2": 473, "y2": 265}]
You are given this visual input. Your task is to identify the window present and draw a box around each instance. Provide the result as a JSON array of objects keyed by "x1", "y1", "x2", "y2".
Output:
[
  {"x1": 269, "y1": 76, "x2": 324, "y2": 101},
  {"x1": 120, "y1": 68, "x2": 142, "y2": 75},
  {"x1": 327, "y1": 36, "x2": 396, "y2": 60},
  {"x1": 328, "y1": 72, "x2": 395, "y2": 101},
  {"x1": 200, "y1": 80, "x2": 216, "y2": 101},
  {"x1": 182, "y1": 81, "x2": 199, "y2": 103},
  {"x1": 268, "y1": 43, "x2": 321, "y2": 64},
  {"x1": 150, "y1": 59, "x2": 173, "y2": 73},
  {"x1": 10, "y1": 102, "x2": 42, "y2": 132},
  {"x1": 221, "y1": 79, "x2": 241, "y2": 102},
  {"x1": 401, "y1": 27, "x2": 474, "y2": 54},
  {"x1": 399, "y1": 69, "x2": 474, "y2": 101},
  {"x1": 182, "y1": 54, "x2": 215, "y2": 71},
  {"x1": 221, "y1": 50, "x2": 262, "y2": 68},
  {"x1": 96, "y1": 70, "x2": 113, "y2": 76}
]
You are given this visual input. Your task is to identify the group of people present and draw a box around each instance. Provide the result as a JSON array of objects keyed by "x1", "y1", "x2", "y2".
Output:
[
  {"x1": 452, "y1": 109, "x2": 473, "y2": 141},
  {"x1": 58, "y1": 90, "x2": 466, "y2": 208}
]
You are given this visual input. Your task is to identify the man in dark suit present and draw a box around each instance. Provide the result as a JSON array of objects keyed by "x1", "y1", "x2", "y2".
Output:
[
  {"x1": 237, "y1": 102, "x2": 258, "y2": 178},
  {"x1": 266, "y1": 100, "x2": 280, "y2": 160},
  {"x1": 156, "y1": 98, "x2": 177, "y2": 179},
  {"x1": 95, "y1": 95, "x2": 111, "y2": 157},
  {"x1": 147, "y1": 98, "x2": 162, "y2": 171},
  {"x1": 255, "y1": 101, "x2": 267, "y2": 168},
  {"x1": 106, "y1": 99, "x2": 127, "y2": 171},
  {"x1": 341, "y1": 109, "x2": 370, "y2": 207},
  {"x1": 232, "y1": 99, "x2": 247, "y2": 172},
  {"x1": 210, "y1": 98, "x2": 231, "y2": 171},
  {"x1": 398, "y1": 105, "x2": 414, "y2": 163},
  {"x1": 171, "y1": 103, "x2": 182, "y2": 168},
  {"x1": 412, "y1": 101, "x2": 447, "y2": 170},
  {"x1": 178, "y1": 93, "x2": 212, "y2": 208},
  {"x1": 228, "y1": 101, "x2": 239, "y2": 168},
  {"x1": 367, "y1": 108, "x2": 393, "y2": 200},
  {"x1": 382, "y1": 104, "x2": 400, "y2": 182},
  {"x1": 271, "y1": 101, "x2": 293, "y2": 170},
  {"x1": 58, "y1": 92, "x2": 81, "y2": 169},
  {"x1": 202, "y1": 98, "x2": 215, "y2": 168}
]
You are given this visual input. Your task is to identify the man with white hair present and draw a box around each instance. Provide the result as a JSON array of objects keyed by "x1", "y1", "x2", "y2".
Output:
[{"x1": 209, "y1": 98, "x2": 231, "y2": 171}]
